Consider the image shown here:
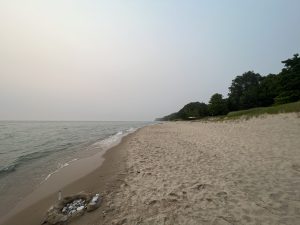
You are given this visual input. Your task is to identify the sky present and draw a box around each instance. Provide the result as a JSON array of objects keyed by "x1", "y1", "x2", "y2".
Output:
[{"x1": 0, "y1": 0, "x2": 299, "y2": 121}]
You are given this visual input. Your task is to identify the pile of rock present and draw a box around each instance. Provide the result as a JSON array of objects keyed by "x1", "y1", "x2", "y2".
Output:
[
  {"x1": 61, "y1": 198, "x2": 86, "y2": 215},
  {"x1": 42, "y1": 192, "x2": 101, "y2": 225}
]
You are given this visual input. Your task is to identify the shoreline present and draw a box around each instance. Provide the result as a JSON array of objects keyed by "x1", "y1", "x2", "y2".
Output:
[
  {"x1": 1, "y1": 113, "x2": 300, "y2": 225},
  {"x1": 0, "y1": 129, "x2": 136, "y2": 225}
]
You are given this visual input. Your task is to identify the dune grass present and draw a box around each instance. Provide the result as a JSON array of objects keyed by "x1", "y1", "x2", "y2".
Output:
[{"x1": 224, "y1": 101, "x2": 300, "y2": 120}]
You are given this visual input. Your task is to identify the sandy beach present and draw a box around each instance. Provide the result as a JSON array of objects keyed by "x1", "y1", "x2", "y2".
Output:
[{"x1": 2, "y1": 113, "x2": 300, "y2": 225}]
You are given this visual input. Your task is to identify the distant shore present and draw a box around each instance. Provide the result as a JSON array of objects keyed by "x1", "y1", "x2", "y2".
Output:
[{"x1": 2, "y1": 113, "x2": 300, "y2": 225}]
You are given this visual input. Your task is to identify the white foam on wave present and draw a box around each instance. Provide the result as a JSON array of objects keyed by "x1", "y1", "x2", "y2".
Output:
[
  {"x1": 41, "y1": 127, "x2": 138, "y2": 183},
  {"x1": 97, "y1": 130, "x2": 125, "y2": 149},
  {"x1": 91, "y1": 127, "x2": 137, "y2": 150},
  {"x1": 42, "y1": 158, "x2": 78, "y2": 182},
  {"x1": 126, "y1": 127, "x2": 137, "y2": 133}
]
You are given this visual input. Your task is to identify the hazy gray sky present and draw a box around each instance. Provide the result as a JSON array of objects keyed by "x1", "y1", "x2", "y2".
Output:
[{"x1": 1, "y1": 0, "x2": 299, "y2": 121}]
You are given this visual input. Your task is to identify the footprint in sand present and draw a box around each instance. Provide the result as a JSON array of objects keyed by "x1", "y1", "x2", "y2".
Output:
[
  {"x1": 191, "y1": 183, "x2": 212, "y2": 190},
  {"x1": 216, "y1": 191, "x2": 228, "y2": 202},
  {"x1": 212, "y1": 216, "x2": 235, "y2": 225},
  {"x1": 291, "y1": 163, "x2": 300, "y2": 172}
]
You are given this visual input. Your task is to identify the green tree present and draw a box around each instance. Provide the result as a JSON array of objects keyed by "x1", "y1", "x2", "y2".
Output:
[
  {"x1": 177, "y1": 102, "x2": 208, "y2": 120},
  {"x1": 228, "y1": 71, "x2": 262, "y2": 110},
  {"x1": 208, "y1": 93, "x2": 229, "y2": 116},
  {"x1": 258, "y1": 74, "x2": 280, "y2": 106},
  {"x1": 275, "y1": 54, "x2": 300, "y2": 104},
  {"x1": 158, "y1": 112, "x2": 180, "y2": 121}
]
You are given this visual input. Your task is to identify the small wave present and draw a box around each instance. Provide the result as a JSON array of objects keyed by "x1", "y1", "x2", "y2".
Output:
[
  {"x1": 42, "y1": 158, "x2": 78, "y2": 182},
  {"x1": 0, "y1": 142, "x2": 77, "y2": 176},
  {"x1": 0, "y1": 133, "x2": 14, "y2": 141},
  {"x1": 116, "y1": 131, "x2": 123, "y2": 135},
  {"x1": 99, "y1": 131, "x2": 125, "y2": 147},
  {"x1": 92, "y1": 127, "x2": 137, "y2": 150},
  {"x1": 0, "y1": 164, "x2": 17, "y2": 176},
  {"x1": 3, "y1": 150, "x2": 54, "y2": 175},
  {"x1": 126, "y1": 127, "x2": 137, "y2": 133}
]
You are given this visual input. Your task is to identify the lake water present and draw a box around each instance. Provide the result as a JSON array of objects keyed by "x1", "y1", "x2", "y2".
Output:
[{"x1": 0, "y1": 121, "x2": 151, "y2": 216}]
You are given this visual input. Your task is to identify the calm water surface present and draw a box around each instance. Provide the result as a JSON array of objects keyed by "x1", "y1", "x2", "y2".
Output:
[{"x1": 0, "y1": 121, "x2": 152, "y2": 216}]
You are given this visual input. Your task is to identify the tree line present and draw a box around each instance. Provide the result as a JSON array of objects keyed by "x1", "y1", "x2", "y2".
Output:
[{"x1": 158, "y1": 53, "x2": 300, "y2": 121}]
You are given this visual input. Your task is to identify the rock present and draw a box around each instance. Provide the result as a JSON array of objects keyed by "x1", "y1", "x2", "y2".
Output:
[
  {"x1": 87, "y1": 202, "x2": 97, "y2": 212},
  {"x1": 62, "y1": 207, "x2": 67, "y2": 214},
  {"x1": 91, "y1": 194, "x2": 99, "y2": 203},
  {"x1": 77, "y1": 206, "x2": 84, "y2": 211},
  {"x1": 87, "y1": 194, "x2": 101, "y2": 212}
]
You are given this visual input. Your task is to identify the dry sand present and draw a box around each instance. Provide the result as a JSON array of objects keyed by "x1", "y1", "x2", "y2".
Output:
[
  {"x1": 2, "y1": 113, "x2": 300, "y2": 225},
  {"x1": 99, "y1": 113, "x2": 300, "y2": 225}
]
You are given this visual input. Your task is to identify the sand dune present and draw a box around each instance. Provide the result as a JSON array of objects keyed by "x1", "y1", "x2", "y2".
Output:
[{"x1": 98, "y1": 114, "x2": 300, "y2": 225}]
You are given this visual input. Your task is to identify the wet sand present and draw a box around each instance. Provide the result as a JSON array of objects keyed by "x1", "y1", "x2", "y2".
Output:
[
  {"x1": 0, "y1": 132, "x2": 130, "y2": 225},
  {"x1": 2, "y1": 113, "x2": 300, "y2": 225}
]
